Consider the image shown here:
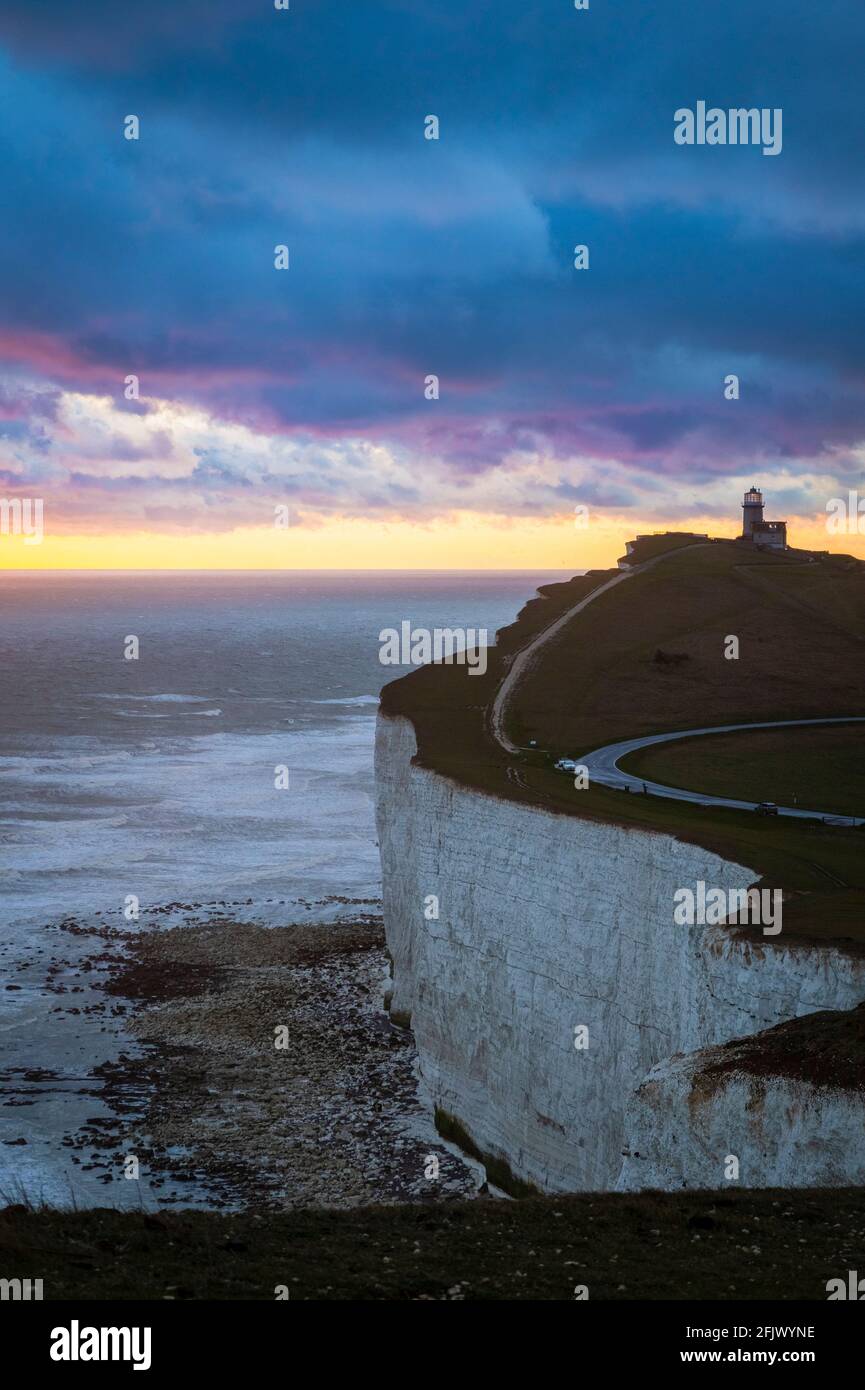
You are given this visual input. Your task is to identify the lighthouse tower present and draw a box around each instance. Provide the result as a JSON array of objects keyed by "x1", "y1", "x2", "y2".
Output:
[{"x1": 742, "y1": 486, "x2": 764, "y2": 539}]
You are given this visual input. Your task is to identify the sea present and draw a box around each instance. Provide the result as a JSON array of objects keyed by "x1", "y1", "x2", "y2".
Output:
[{"x1": 0, "y1": 569, "x2": 570, "y2": 1205}]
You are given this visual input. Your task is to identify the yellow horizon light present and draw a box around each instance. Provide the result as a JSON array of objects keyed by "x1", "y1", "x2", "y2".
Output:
[{"x1": 1, "y1": 513, "x2": 862, "y2": 570}]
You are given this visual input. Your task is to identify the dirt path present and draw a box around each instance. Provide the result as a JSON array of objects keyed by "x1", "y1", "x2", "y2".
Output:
[{"x1": 489, "y1": 547, "x2": 701, "y2": 754}]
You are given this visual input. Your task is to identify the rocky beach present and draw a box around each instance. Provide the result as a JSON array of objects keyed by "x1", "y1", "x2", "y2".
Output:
[{"x1": 1, "y1": 902, "x2": 480, "y2": 1211}]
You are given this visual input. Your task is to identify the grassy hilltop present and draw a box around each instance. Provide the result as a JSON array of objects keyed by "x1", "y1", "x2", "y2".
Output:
[{"x1": 508, "y1": 538, "x2": 864, "y2": 752}]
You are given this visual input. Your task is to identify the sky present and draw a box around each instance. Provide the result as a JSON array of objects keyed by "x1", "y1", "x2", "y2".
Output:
[{"x1": 1, "y1": 0, "x2": 863, "y2": 568}]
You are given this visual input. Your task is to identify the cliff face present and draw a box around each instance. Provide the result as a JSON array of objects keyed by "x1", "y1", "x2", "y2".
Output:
[
  {"x1": 375, "y1": 712, "x2": 865, "y2": 1193},
  {"x1": 618, "y1": 1052, "x2": 865, "y2": 1192}
]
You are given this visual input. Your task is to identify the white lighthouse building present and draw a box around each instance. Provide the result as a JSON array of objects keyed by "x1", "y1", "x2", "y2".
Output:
[{"x1": 741, "y1": 486, "x2": 787, "y2": 550}]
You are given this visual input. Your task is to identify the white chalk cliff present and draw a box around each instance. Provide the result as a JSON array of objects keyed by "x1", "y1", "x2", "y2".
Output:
[
  {"x1": 375, "y1": 712, "x2": 865, "y2": 1192},
  {"x1": 618, "y1": 1044, "x2": 865, "y2": 1191}
]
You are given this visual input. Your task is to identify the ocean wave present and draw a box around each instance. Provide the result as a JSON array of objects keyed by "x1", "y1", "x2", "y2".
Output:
[
  {"x1": 89, "y1": 693, "x2": 211, "y2": 703},
  {"x1": 0, "y1": 752, "x2": 135, "y2": 770},
  {"x1": 111, "y1": 710, "x2": 174, "y2": 719},
  {"x1": 309, "y1": 695, "x2": 380, "y2": 707},
  {"x1": 110, "y1": 706, "x2": 221, "y2": 719}
]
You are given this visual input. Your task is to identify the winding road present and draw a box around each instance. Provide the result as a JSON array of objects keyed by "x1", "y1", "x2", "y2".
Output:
[
  {"x1": 488, "y1": 547, "x2": 864, "y2": 827},
  {"x1": 565, "y1": 717, "x2": 865, "y2": 826},
  {"x1": 490, "y1": 550, "x2": 677, "y2": 754}
]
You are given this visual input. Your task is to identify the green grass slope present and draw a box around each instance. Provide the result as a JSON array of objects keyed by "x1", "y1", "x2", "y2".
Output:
[{"x1": 511, "y1": 540, "x2": 865, "y2": 754}]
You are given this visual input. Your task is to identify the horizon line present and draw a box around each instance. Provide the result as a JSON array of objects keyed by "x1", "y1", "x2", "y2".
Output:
[{"x1": 0, "y1": 565, "x2": 581, "y2": 575}]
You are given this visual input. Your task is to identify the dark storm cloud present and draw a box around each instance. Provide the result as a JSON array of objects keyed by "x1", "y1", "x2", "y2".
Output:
[{"x1": 0, "y1": 0, "x2": 863, "y2": 524}]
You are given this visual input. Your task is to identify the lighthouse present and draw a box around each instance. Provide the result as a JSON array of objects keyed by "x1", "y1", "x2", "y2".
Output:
[
  {"x1": 741, "y1": 486, "x2": 787, "y2": 550},
  {"x1": 742, "y1": 486, "x2": 764, "y2": 538}
]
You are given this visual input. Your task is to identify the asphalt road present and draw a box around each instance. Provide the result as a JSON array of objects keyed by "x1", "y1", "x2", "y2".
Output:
[
  {"x1": 559, "y1": 718, "x2": 865, "y2": 826},
  {"x1": 489, "y1": 547, "x2": 696, "y2": 754}
]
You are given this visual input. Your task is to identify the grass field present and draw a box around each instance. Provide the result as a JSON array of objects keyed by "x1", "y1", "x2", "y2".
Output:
[
  {"x1": 4, "y1": 1189, "x2": 865, "y2": 1300},
  {"x1": 619, "y1": 723, "x2": 865, "y2": 819}
]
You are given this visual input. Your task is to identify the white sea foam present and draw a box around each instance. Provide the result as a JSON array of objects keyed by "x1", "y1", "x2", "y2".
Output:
[
  {"x1": 309, "y1": 695, "x2": 380, "y2": 706},
  {"x1": 0, "y1": 720, "x2": 380, "y2": 928},
  {"x1": 90, "y1": 693, "x2": 212, "y2": 703}
]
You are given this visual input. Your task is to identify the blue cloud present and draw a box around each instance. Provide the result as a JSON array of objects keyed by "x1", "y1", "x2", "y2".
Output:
[{"x1": 0, "y1": 0, "x2": 863, "y2": 522}]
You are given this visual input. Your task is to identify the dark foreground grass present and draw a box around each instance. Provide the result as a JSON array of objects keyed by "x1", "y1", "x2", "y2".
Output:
[{"x1": 3, "y1": 1189, "x2": 865, "y2": 1301}]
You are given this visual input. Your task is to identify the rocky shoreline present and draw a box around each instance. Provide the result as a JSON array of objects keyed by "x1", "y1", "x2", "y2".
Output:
[{"x1": 2, "y1": 907, "x2": 480, "y2": 1211}]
